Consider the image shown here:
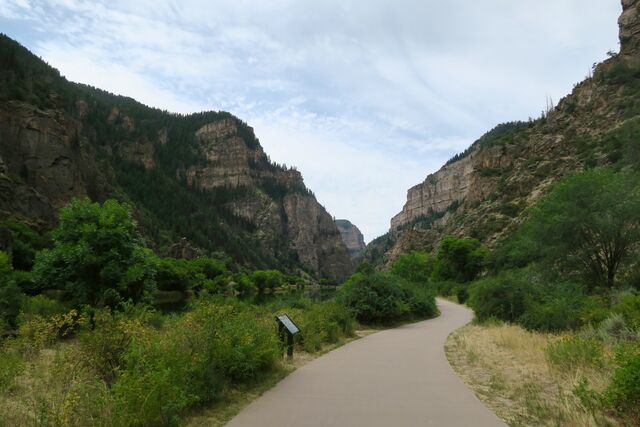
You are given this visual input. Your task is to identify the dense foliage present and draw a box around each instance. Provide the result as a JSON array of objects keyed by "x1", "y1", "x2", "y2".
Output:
[
  {"x1": 497, "y1": 169, "x2": 640, "y2": 289},
  {"x1": 31, "y1": 199, "x2": 157, "y2": 308},
  {"x1": 338, "y1": 269, "x2": 437, "y2": 324},
  {"x1": 433, "y1": 236, "x2": 488, "y2": 282}
]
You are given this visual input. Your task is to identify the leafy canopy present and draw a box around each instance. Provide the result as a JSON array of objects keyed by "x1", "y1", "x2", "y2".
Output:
[
  {"x1": 508, "y1": 169, "x2": 640, "y2": 288},
  {"x1": 390, "y1": 251, "x2": 434, "y2": 285},
  {"x1": 433, "y1": 236, "x2": 488, "y2": 282},
  {"x1": 32, "y1": 198, "x2": 156, "y2": 307}
]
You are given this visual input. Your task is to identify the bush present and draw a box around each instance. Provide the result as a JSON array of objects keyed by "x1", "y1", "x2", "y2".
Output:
[
  {"x1": 2, "y1": 220, "x2": 48, "y2": 271},
  {"x1": 432, "y1": 280, "x2": 458, "y2": 296},
  {"x1": 31, "y1": 198, "x2": 157, "y2": 308},
  {"x1": 112, "y1": 300, "x2": 280, "y2": 426},
  {"x1": 154, "y1": 256, "x2": 228, "y2": 293},
  {"x1": 402, "y1": 282, "x2": 438, "y2": 319},
  {"x1": 338, "y1": 272, "x2": 411, "y2": 324},
  {"x1": 295, "y1": 301, "x2": 355, "y2": 352},
  {"x1": 390, "y1": 251, "x2": 433, "y2": 285},
  {"x1": 339, "y1": 271, "x2": 436, "y2": 324},
  {"x1": 468, "y1": 271, "x2": 530, "y2": 322},
  {"x1": 14, "y1": 309, "x2": 86, "y2": 357},
  {"x1": 18, "y1": 294, "x2": 67, "y2": 322},
  {"x1": 604, "y1": 350, "x2": 640, "y2": 422},
  {"x1": 580, "y1": 296, "x2": 612, "y2": 326},
  {"x1": 593, "y1": 314, "x2": 639, "y2": 343},
  {"x1": 469, "y1": 268, "x2": 592, "y2": 332},
  {"x1": 546, "y1": 336, "x2": 604, "y2": 370},
  {"x1": 0, "y1": 251, "x2": 23, "y2": 330},
  {"x1": 0, "y1": 349, "x2": 24, "y2": 392},
  {"x1": 78, "y1": 308, "x2": 144, "y2": 385},
  {"x1": 12, "y1": 270, "x2": 37, "y2": 295},
  {"x1": 210, "y1": 309, "x2": 280, "y2": 381},
  {"x1": 155, "y1": 257, "x2": 194, "y2": 292},
  {"x1": 250, "y1": 270, "x2": 285, "y2": 293},
  {"x1": 518, "y1": 286, "x2": 587, "y2": 332},
  {"x1": 456, "y1": 286, "x2": 469, "y2": 304},
  {"x1": 612, "y1": 294, "x2": 640, "y2": 328},
  {"x1": 432, "y1": 236, "x2": 489, "y2": 282}
]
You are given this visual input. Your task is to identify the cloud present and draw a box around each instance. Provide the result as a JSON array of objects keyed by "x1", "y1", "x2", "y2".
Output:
[{"x1": 0, "y1": 0, "x2": 622, "y2": 241}]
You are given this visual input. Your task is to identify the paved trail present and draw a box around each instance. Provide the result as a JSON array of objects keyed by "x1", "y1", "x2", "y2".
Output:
[{"x1": 227, "y1": 299, "x2": 507, "y2": 427}]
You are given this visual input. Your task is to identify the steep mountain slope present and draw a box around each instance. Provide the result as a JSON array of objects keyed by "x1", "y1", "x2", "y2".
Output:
[
  {"x1": 367, "y1": 0, "x2": 640, "y2": 266},
  {"x1": 335, "y1": 219, "x2": 366, "y2": 258},
  {"x1": 0, "y1": 35, "x2": 352, "y2": 279}
]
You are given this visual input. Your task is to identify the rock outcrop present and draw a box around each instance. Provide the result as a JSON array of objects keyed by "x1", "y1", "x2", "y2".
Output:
[
  {"x1": 0, "y1": 101, "x2": 111, "y2": 224},
  {"x1": 335, "y1": 219, "x2": 366, "y2": 258},
  {"x1": 372, "y1": 1, "x2": 640, "y2": 265},
  {"x1": 620, "y1": 0, "x2": 640, "y2": 56}
]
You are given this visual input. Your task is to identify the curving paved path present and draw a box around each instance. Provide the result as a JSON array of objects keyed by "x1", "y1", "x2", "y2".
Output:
[{"x1": 226, "y1": 299, "x2": 506, "y2": 427}]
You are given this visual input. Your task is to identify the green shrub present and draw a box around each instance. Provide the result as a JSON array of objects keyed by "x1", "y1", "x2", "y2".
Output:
[
  {"x1": 18, "y1": 294, "x2": 67, "y2": 322},
  {"x1": 468, "y1": 271, "x2": 530, "y2": 322},
  {"x1": 594, "y1": 314, "x2": 639, "y2": 343},
  {"x1": 31, "y1": 198, "x2": 157, "y2": 308},
  {"x1": 250, "y1": 270, "x2": 285, "y2": 293},
  {"x1": 0, "y1": 251, "x2": 22, "y2": 330},
  {"x1": 402, "y1": 283, "x2": 438, "y2": 319},
  {"x1": 519, "y1": 289, "x2": 587, "y2": 332},
  {"x1": 296, "y1": 301, "x2": 355, "y2": 352},
  {"x1": 580, "y1": 296, "x2": 611, "y2": 326},
  {"x1": 546, "y1": 336, "x2": 604, "y2": 370},
  {"x1": 112, "y1": 300, "x2": 280, "y2": 426},
  {"x1": 390, "y1": 251, "x2": 433, "y2": 285},
  {"x1": 155, "y1": 257, "x2": 193, "y2": 292},
  {"x1": 604, "y1": 350, "x2": 640, "y2": 422},
  {"x1": 338, "y1": 272, "x2": 411, "y2": 324},
  {"x1": 432, "y1": 236, "x2": 489, "y2": 282},
  {"x1": 2, "y1": 220, "x2": 48, "y2": 271},
  {"x1": 211, "y1": 310, "x2": 280, "y2": 382},
  {"x1": 432, "y1": 280, "x2": 458, "y2": 296},
  {"x1": 12, "y1": 270, "x2": 37, "y2": 295},
  {"x1": 0, "y1": 349, "x2": 24, "y2": 392},
  {"x1": 191, "y1": 257, "x2": 227, "y2": 280},
  {"x1": 456, "y1": 286, "x2": 469, "y2": 304},
  {"x1": 339, "y1": 271, "x2": 436, "y2": 324},
  {"x1": 612, "y1": 294, "x2": 640, "y2": 328},
  {"x1": 78, "y1": 309, "x2": 141, "y2": 385}
]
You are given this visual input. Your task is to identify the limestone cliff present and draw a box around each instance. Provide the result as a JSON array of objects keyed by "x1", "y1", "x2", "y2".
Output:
[
  {"x1": 370, "y1": 0, "x2": 640, "y2": 266},
  {"x1": 335, "y1": 219, "x2": 366, "y2": 258},
  {"x1": 0, "y1": 35, "x2": 352, "y2": 279}
]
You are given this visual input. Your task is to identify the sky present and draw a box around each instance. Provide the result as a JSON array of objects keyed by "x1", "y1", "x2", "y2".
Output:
[{"x1": 0, "y1": 0, "x2": 622, "y2": 242}]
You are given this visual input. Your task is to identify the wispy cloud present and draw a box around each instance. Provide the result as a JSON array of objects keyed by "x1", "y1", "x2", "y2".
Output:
[{"x1": 0, "y1": 0, "x2": 621, "y2": 241}]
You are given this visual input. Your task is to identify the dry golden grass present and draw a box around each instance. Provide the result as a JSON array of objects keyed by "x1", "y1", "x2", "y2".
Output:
[{"x1": 445, "y1": 322, "x2": 620, "y2": 427}]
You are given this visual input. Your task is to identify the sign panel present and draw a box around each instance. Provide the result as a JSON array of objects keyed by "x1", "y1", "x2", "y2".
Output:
[{"x1": 277, "y1": 314, "x2": 300, "y2": 334}]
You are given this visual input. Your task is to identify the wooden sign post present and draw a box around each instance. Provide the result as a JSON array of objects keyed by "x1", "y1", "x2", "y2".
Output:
[{"x1": 276, "y1": 314, "x2": 300, "y2": 358}]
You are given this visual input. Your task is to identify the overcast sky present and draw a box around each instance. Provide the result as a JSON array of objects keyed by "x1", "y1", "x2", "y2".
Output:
[{"x1": 0, "y1": 0, "x2": 622, "y2": 242}]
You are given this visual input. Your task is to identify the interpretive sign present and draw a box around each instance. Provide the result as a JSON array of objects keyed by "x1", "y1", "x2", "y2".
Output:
[
  {"x1": 276, "y1": 314, "x2": 300, "y2": 358},
  {"x1": 277, "y1": 314, "x2": 300, "y2": 335}
]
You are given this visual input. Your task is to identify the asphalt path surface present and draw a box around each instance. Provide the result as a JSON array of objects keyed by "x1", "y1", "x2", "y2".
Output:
[{"x1": 227, "y1": 299, "x2": 507, "y2": 427}]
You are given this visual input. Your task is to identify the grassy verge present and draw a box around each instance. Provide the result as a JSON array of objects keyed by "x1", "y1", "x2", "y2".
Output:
[{"x1": 445, "y1": 322, "x2": 621, "y2": 427}]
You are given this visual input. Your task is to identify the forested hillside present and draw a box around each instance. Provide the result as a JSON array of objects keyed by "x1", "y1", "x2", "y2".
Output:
[{"x1": 0, "y1": 35, "x2": 352, "y2": 279}]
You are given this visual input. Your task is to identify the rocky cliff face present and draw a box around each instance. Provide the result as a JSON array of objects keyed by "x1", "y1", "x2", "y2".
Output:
[
  {"x1": 335, "y1": 219, "x2": 366, "y2": 258},
  {"x1": 620, "y1": 0, "x2": 640, "y2": 57},
  {"x1": 0, "y1": 35, "x2": 352, "y2": 279},
  {"x1": 0, "y1": 101, "x2": 111, "y2": 224},
  {"x1": 371, "y1": 0, "x2": 640, "y2": 265}
]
